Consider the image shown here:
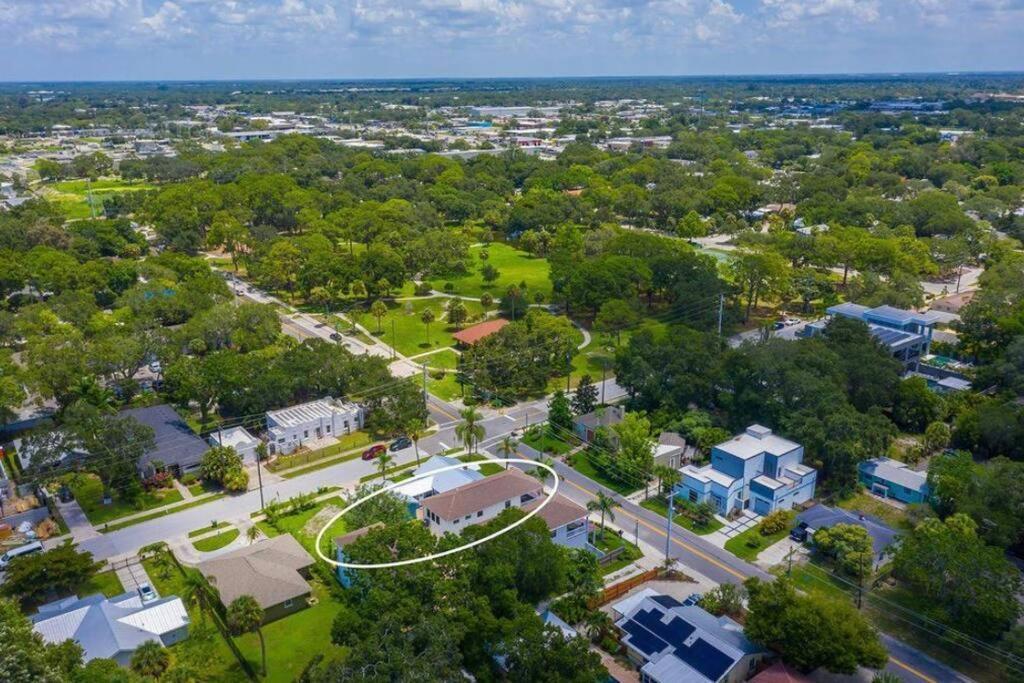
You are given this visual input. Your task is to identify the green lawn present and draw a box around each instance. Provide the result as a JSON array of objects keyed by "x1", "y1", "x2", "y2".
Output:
[
  {"x1": 188, "y1": 521, "x2": 232, "y2": 538},
  {"x1": 234, "y1": 579, "x2": 348, "y2": 683},
  {"x1": 566, "y1": 451, "x2": 638, "y2": 496},
  {"x1": 640, "y1": 497, "x2": 723, "y2": 535},
  {"x1": 521, "y1": 429, "x2": 572, "y2": 455},
  {"x1": 187, "y1": 480, "x2": 221, "y2": 497},
  {"x1": 835, "y1": 489, "x2": 913, "y2": 531},
  {"x1": 79, "y1": 570, "x2": 124, "y2": 598},
  {"x1": 41, "y1": 178, "x2": 155, "y2": 220},
  {"x1": 781, "y1": 561, "x2": 852, "y2": 601},
  {"x1": 257, "y1": 496, "x2": 348, "y2": 557},
  {"x1": 724, "y1": 522, "x2": 793, "y2": 561},
  {"x1": 142, "y1": 556, "x2": 249, "y2": 682},
  {"x1": 355, "y1": 296, "x2": 486, "y2": 357},
  {"x1": 458, "y1": 454, "x2": 504, "y2": 476},
  {"x1": 591, "y1": 530, "x2": 643, "y2": 576},
  {"x1": 428, "y1": 243, "x2": 552, "y2": 302},
  {"x1": 192, "y1": 528, "x2": 240, "y2": 552},
  {"x1": 100, "y1": 493, "x2": 228, "y2": 533},
  {"x1": 427, "y1": 372, "x2": 464, "y2": 402},
  {"x1": 416, "y1": 348, "x2": 461, "y2": 369},
  {"x1": 267, "y1": 431, "x2": 373, "y2": 473},
  {"x1": 66, "y1": 473, "x2": 183, "y2": 526}
]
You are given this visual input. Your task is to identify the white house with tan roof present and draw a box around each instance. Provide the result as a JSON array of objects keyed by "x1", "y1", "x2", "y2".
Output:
[{"x1": 420, "y1": 468, "x2": 589, "y2": 549}]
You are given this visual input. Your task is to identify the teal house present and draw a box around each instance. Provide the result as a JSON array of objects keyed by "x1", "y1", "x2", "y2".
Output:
[{"x1": 858, "y1": 457, "x2": 929, "y2": 504}]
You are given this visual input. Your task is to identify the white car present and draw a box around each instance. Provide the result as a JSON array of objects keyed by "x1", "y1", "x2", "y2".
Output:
[{"x1": 138, "y1": 582, "x2": 157, "y2": 604}]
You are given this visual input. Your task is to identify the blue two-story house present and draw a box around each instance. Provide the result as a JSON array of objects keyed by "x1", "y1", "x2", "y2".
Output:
[{"x1": 675, "y1": 425, "x2": 817, "y2": 516}]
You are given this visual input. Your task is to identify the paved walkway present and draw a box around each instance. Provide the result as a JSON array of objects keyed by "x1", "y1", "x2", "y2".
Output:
[
  {"x1": 704, "y1": 510, "x2": 760, "y2": 547},
  {"x1": 54, "y1": 497, "x2": 101, "y2": 542}
]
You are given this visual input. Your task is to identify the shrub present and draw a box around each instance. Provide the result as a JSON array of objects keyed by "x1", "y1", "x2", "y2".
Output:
[
  {"x1": 745, "y1": 536, "x2": 763, "y2": 550},
  {"x1": 180, "y1": 473, "x2": 198, "y2": 486},
  {"x1": 223, "y1": 468, "x2": 249, "y2": 493},
  {"x1": 759, "y1": 509, "x2": 795, "y2": 536},
  {"x1": 142, "y1": 471, "x2": 173, "y2": 490},
  {"x1": 443, "y1": 282, "x2": 455, "y2": 294}
]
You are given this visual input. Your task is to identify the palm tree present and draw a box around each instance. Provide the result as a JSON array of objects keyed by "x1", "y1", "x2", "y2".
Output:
[
  {"x1": 227, "y1": 595, "x2": 267, "y2": 676},
  {"x1": 130, "y1": 640, "x2": 171, "y2": 678},
  {"x1": 455, "y1": 407, "x2": 485, "y2": 454},
  {"x1": 497, "y1": 435, "x2": 517, "y2": 469},
  {"x1": 530, "y1": 455, "x2": 555, "y2": 485},
  {"x1": 583, "y1": 610, "x2": 614, "y2": 643},
  {"x1": 370, "y1": 299, "x2": 388, "y2": 334},
  {"x1": 181, "y1": 570, "x2": 219, "y2": 622},
  {"x1": 246, "y1": 525, "x2": 260, "y2": 545},
  {"x1": 406, "y1": 421, "x2": 425, "y2": 466},
  {"x1": 420, "y1": 308, "x2": 435, "y2": 346},
  {"x1": 376, "y1": 452, "x2": 394, "y2": 483},
  {"x1": 587, "y1": 491, "x2": 616, "y2": 541}
]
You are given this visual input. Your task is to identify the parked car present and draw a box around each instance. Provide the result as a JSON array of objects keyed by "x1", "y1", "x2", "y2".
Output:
[
  {"x1": 682, "y1": 593, "x2": 702, "y2": 607},
  {"x1": 329, "y1": 332, "x2": 342, "y2": 341},
  {"x1": 389, "y1": 436, "x2": 412, "y2": 452},
  {"x1": 790, "y1": 521, "x2": 810, "y2": 543},
  {"x1": 783, "y1": 316, "x2": 802, "y2": 326},
  {"x1": 772, "y1": 320, "x2": 786, "y2": 330},
  {"x1": 138, "y1": 583, "x2": 157, "y2": 604},
  {"x1": 0, "y1": 541, "x2": 43, "y2": 569},
  {"x1": 361, "y1": 444, "x2": 386, "y2": 461}
]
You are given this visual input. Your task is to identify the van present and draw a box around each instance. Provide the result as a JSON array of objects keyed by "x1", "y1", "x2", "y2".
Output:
[{"x1": 0, "y1": 541, "x2": 44, "y2": 569}]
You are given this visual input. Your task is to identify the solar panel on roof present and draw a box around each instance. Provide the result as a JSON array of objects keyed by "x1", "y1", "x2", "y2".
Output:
[
  {"x1": 634, "y1": 608, "x2": 697, "y2": 645},
  {"x1": 621, "y1": 618, "x2": 668, "y2": 656},
  {"x1": 651, "y1": 595, "x2": 684, "y2": 609},
  {"x1": 680, "y1": 637, "x2": 735, "y2": 681}
]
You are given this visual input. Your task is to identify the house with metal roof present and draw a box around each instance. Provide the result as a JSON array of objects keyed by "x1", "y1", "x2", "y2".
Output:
[
  {"x1": 265, "y1": 397, "x2": 363, "y2": 455},
  {"x1": 858, "y1": 457, "x2": 930, "y2": 504},
  {"x1": 614, "y1": 593, "x2": 766, "y2": 683},
  {"x1": 390, "y1": 455, "x2": 485, "y2": 505},
  {"x1": 802, "y1": 303, "x2": 942, "y2": 371},
  {"x1": 32, "y1": 592, "x2": 189, "y2": 666},
  {"x1": 121, "y1": 404, "x2": 210, "y2": 477},
  {"x1": 676, "y1": 425, "x2": 816, "y2": 517}
]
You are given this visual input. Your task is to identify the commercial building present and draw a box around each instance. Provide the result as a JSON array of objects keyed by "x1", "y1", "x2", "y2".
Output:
[
  {"x1": 676, "y1": 425, "x2": 816, "y2": 516},
  {"x1": 265, "y1": 397, "x2": 364, "y2": 455}
]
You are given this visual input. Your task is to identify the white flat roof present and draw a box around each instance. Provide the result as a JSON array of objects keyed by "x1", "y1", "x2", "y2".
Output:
[
  {"x1": 715, "y1": 425, "x2": 799, "y2": 460},
  {"x1": 266, "y1": 398, "x2": 359, "y2": 428},
  {"x1": 209, "y1": 426, "x2": 259, "y2": 449}
]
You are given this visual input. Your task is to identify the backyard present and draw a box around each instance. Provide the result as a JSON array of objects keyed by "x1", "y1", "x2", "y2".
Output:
[
  {"x1": 428, "y1": 243, "x2": 552, "y2": 302},
  {"x1": 835, "y1": 489, "x2": 913, "y2": 531}
]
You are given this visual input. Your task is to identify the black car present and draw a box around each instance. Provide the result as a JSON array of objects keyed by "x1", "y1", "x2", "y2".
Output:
[
  {"x1": 329, "y1": 332, "x2": 342, "y2": 341},
  {"x1": 790, "y1": 521, "x2": 809, "y2": 543},
  {"x1": 389, "y1": 436, "x2": 412, "y2": 452}
]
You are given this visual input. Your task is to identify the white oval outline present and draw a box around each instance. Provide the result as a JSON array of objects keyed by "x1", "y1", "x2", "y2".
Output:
[{"x1": 314, "y1": 458, "x2": 559, "y2": 569}]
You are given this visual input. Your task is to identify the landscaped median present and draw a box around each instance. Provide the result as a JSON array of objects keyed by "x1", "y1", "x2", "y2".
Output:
[{"x1": 191, "y1": 527, "x2": 241, "y2": 552}]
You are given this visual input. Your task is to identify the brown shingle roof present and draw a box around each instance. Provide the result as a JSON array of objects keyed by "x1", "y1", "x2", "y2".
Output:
[
  {"x1": 198, "y1": 535, "x2": 313, "y2": 610},
  {"x1": 523, "y1": 493, "x2": 587, "y2": 529},
  {"x1": 421, "y1": 468, "x2": 540, "y2": 521},
  {"x1": 334, "y1": 523, "x2": 385, "y2": 549},
  {"x1": 452, "y1": 318, "x2": 509, "y2": 345}
]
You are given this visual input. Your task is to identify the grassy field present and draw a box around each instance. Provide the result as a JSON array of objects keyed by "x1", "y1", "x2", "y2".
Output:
[
  {"x1": 79, "y1": 569, "x2": 124, "y2": 598},
  {"x1": 521, "y1": 429, "x2": 572, "y2": 455},
  {"x1": 640, "y1": 496, "x2": 723, "y2": 535},
  {"x1": 192, "y1": 528, "x2": 240, "y2": 552},
  {"x1": 257, "y1": 496, "x2": 348, "y2": 557},
  {"x1": 188, "y1": 521, "x2": 232, "y2": 538},
  {"x1": 427, "y1": 372, "x2": 463, "y2": 402},
  {"x1": 428, "y1": 243, "x2": 552, "y2": 301},
  {"x1": 724, "y1": 522, "x2": 793, "y2": 561},
  {"x1": 355, "y1": 296, "x2": 486, "y2": 357},
  {"x1": 66, "y1": 473, "x2": 183, "y2": 526},
  {"x1": 567, "y1": 450, "x2": 638, "y2": 496},
  {"x1": 142, "y1": 556, "x2": 249, "y2": 682},
  {"x1": 234, "y1": 578, "x2": 348, "y2": 683},
  {"x1": 415, "y1": 348, "x2": 461, "y2": 369},
  {"x1": 835, "y1": 489, "x2": 913, "y2": 531},
  {"x1": 592, "y1": 530, "x2": 643, "y2": 576},
  {"x1": 40, "y1": 178, "x2": 155, "y2": 220}
]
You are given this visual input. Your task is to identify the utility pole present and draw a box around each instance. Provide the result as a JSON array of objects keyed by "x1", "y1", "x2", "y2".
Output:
[
  {"x1": 664, "y1": 494, "x2": 675, "y2": 564},
  {"x1": 255, "y1": 455, "x2": 265, "y2": 510},
  {"x1": 421, "y1": 364, "x2": 428, "y2": 402},
  {"x1": 785, "y1": 546, "x2": 795, "y2": 576},
  {"x1": 601, "y1": 364, "x2": 607, "y2": 405},
  {"x1": 634, "y1": 519, "x2": 639, "y2": 547},
  {"x1": 717, "y1": 293, "x2": 725, "y2": 337}
]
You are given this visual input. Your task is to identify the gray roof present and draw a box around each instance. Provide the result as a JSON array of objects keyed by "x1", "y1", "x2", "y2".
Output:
[
  {"x1": 198, "y1": 535, "x2": 313, "y2": 610},
  {"x1": 797, "y1": 504, "x2": 898, "y2": 557},
  {"x1": 32, "y1": 592, "x2": 188, "y2": 662},
  {"x1": 859, "y1": 457, "x2": 928, "y2": 493},
  {"x1": 120, "y1": 404, "x2": 209, "y2": 470},
  {"x1": 658, "y1": 432, "x2": 686, "y2": 448},
  {"x1": 575, "y1": 405, "x2": 624, "y2": 430}
]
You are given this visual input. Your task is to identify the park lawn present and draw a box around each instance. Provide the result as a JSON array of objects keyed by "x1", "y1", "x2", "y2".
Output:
[
  {"x1": 66, "y1": 473, "x2": 184, "y2": 526},
  {"x1": 358, "y1": 297, "x2": 485, "y2": 357},
  {"x1": 234, "y1": 578, "x2": 348, "y2": 683},
  {"x1": 566, "y1": 451, "x2": 638, "y2": 496},
  {"x1": 591, "y1": 531, "x2": 643, "y2": 576},
  {"x1": 141, "y1": 556, "x2": 249, "y2": 682},
  {"x1": 79, "y1": 569, "x2": 124, "y2": 598},
  {"x1": 428, "y1": 372, "x2": 463, "y2": 402},
  {"x1": 50, "y1": 178, "x2": 156, "y2": 194},
  {"x1": 640, "y1": 496, "x2": 723, "y2": 535},
  {"x1": 836, "y1": 489, "x2": 913, "y2": 531},
  {"x1": 415, "y1": 348, "x2": 460, "y2": 370},
  {"x1": 724, "y1": 523, "x2": 793, "y2": 562},
  {"x1": 429, "y1": 243, "x2": 552, "y2": 302},
  {"x1": 192, "y1": 528, "x2": 240, "y2": 552}
]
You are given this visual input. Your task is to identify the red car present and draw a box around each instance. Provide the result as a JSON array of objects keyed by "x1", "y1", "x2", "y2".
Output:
[{"x1": 361, "y1": 444, "x2": 386, "y2": 461}]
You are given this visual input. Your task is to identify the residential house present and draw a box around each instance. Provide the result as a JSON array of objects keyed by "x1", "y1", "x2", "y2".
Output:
[
  {"x1": 573, "y1": 405, "x2": 625, "y2": 445},
  {"x1": 858, "y1": 457, "x2": 929, "y2": 504},
  {"x1": 122, "y1": 404, "x2": 209, "y2": 477},
  {"x1": 32, "y1": 592, "x2": 189, "y2": 666},
  {"x1": 654, "y1": 432, "x2": 691, "y2": 470},
  {"x1": 421, "y1": 468, "x2": 542, "y2": 537},
  {"x1": 390, "y1": 455, "x2": 484, "y2": 509},
  {"x1": 207, "y1": 425, "x2": 262, "y2": 464},
  {"x1": 676, "y1": 425, "x2": 816, "y2": 516},
  {"x1": 198, "y1": 535, "x2": 314, "y2": 622},
  {"x1": 265, "y1": 397, "x2": 364, "y2": 455},
  {"x1": 523, "y1": 493, "x2": 590, "y2": 550},
  {"x1": 802, "y1": 303, "x2": 942, "y2": 371},
  {"x1": 795, "y1": 504, "x2": 898, "y2": 569},
  {"x1": 613, "y1": 592, "x2": 766, "y2": 683},
  {"x1": 750, "y1": 662, "x2": 813, "y2": 683},
  {"x1": 334, "y1": 523, "x2": 385, "y2": 588},
  {"x1": 14, "y1": 431, "x2": 89, "y2": 471}
]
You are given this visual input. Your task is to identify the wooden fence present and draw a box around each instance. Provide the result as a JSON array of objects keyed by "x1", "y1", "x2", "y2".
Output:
[{"x1": 591, "y1": 568, "x2": 661, "y2": 608}]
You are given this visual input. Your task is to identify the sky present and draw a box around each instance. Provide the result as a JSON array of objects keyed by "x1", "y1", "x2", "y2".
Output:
[{"x1": 1, "y1": 0, "x2": 1022, "y2": 81}]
